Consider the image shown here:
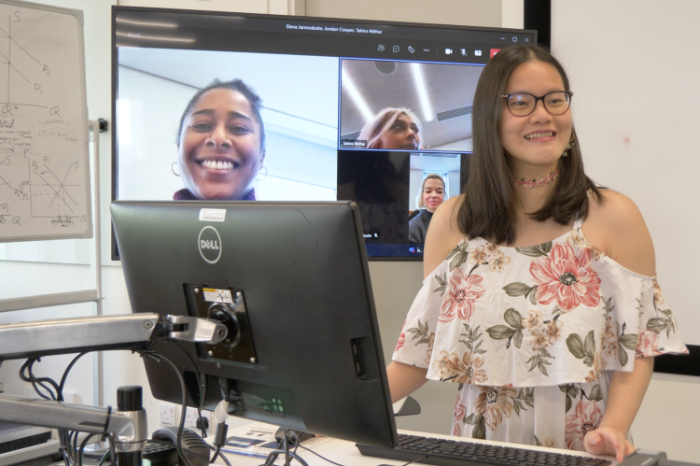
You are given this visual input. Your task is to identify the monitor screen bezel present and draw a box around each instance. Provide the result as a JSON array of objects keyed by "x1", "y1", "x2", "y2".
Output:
[{"x1": 110, "y1": 5, "x2": 537, "y2": 262}]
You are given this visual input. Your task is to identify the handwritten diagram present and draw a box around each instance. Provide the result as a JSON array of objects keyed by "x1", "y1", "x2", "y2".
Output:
[
  {"x1": 0, "y1": 3, "x2": 90, "y2": 241},
  {"x1": 1, "y1": 10, "x2": 58, "y2": 117}
]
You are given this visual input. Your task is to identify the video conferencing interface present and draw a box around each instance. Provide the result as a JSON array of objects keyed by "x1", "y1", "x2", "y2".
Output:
[{"x1": 112, "y1": 8, "x2": 536, "y2": 259}]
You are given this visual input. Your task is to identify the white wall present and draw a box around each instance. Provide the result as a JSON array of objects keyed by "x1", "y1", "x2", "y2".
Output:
[
  {"x1": 551, "y1": 1, "x2": 700, "y2": 461},
  {"x1": 501, "y1": 0, "x2": 524, "y2": 29},
  {"x1": 305, "y1": 0, "x2": 501, "y2": 27}
]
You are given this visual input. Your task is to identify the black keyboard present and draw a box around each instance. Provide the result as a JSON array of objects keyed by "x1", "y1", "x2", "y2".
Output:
[{"x1": 357, "y1": 433, "x2": 612, "y2": 466}]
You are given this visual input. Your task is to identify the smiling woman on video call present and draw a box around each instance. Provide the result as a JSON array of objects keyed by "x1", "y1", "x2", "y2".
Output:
[
  {"x1": 359, "y1": 107, "x2": 423, "y2": 150},
  {"x1": 409, "y1": 174, "x2": 446, "y2": 243},
  {"x1": 173, "y1": 79, "x2": 266, "y2": 201},
  {"x1": 388, "y1": 44, "x2": 687, "y2": 461}
]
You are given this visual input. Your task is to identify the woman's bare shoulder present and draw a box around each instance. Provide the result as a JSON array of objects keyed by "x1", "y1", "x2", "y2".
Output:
[
  {"x1": 584, "y1": 189, "x2": 656, "y2": 276},
  {"x1": 586, "y1": 189, "x2": 647, "y2": 237},
  {"x1": 422, "y1": 195, "x2": 465, "y2": 278}
]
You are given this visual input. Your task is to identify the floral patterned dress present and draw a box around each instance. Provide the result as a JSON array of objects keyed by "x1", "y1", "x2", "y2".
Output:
[{"x1": 392, "y1": 220, "x2": 688, "y2": 451}]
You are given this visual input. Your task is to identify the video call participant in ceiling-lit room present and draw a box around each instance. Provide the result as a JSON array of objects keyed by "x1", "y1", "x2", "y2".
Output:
[
  {"x1": 340, "y1": 59, "x2": 483, "y2": 152},
  {"x1": 173, "y1": 79, "x2": 266, "y2": 201},
  {"x1": 358, "y1": 107, "x2": 423, "y2": 150},
  {"x1": 408, "y1": 173, "x2": 446, "y2": 243},
  {"x1": 387, "y1": 44, "x2": 688, "y2": 461}
]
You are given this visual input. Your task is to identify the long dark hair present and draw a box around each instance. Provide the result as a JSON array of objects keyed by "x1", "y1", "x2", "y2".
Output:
[{"x1": 458, "y1": 45, "x2": 600, "y2": 245}]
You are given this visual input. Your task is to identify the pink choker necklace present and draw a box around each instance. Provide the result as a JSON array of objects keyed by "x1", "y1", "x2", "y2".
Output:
[{"x1": 513, "y1": 169, "x2": 559, "y2": 188}]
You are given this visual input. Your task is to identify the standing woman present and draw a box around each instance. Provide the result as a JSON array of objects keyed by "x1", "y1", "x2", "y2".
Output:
[
  {"x1": 409, "y1": 174, "x2": 447, "y2": 243},
  {"x1": 388, "y1": 45, "x2": 687, "y2": 461},
  {"x1": 174, "y1": 79, "x2": 266, "y2": 201}
]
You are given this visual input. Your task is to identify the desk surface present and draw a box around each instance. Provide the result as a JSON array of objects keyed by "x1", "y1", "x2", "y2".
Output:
[{"x1": 214, "y1": 425, "x2": 619, "y2": 466}]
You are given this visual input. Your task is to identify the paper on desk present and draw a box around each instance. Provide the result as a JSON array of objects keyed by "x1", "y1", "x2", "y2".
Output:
[{"x1": 220, "y1": 422, "x2": 331, "y2": 460}]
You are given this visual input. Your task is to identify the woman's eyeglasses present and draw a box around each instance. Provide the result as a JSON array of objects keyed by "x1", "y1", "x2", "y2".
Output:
[{"x1": 502, "y1": 91, "x2": 573, "y2": 117}]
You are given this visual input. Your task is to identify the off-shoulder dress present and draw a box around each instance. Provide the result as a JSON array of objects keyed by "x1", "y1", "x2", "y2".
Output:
[{"x1": 392, "y1": 218, "x2": 688, "y2": 451}]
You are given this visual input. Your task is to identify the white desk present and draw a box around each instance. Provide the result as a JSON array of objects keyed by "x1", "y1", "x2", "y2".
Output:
[
  {"x1": 0, "y1": 425, "x2": 619, "y2": 466},
  {"x1": 215, "y1": 426, "x2": 619, "y2": 466}
]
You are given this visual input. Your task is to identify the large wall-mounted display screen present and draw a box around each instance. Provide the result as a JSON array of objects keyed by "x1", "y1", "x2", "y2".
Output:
[{"x1": 112, "y1": 7, "x2": 536, "y2": 259}]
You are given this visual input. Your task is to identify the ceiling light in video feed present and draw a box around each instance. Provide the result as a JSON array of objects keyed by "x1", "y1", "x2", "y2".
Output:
[
  {"x1": 411, "y1": 63, "x2": 433, "y2": 122},
  {"x1": 116, "y1": 32, "x2": 195, "y2": 43},
  {"x1": 342, "y1": 68, "x2": 374, "y2": 123},
  {"x1": 115, "y1": 18, "x2": 178, "y2": 28}
]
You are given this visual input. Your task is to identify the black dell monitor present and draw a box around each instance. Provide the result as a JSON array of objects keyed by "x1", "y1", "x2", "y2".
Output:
[
  {"x1": 111, "y1": 6, "x2": 536, "y2": 260},
  {"x1": 111, "y1": 200, "x2": 397, "y2": 448}
]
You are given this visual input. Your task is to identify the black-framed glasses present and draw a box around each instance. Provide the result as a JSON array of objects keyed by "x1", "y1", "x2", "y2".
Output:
[{"x1": 502, "y1": 91, "x2": 573, "y2": 117}]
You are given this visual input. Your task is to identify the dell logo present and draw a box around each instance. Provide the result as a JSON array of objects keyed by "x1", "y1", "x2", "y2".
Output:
[
  {"x1": 200, "y1": 240, "x2": 220, "y2": 250},
  {"x1": 198, "y1": 226, "x2": 222, "y2": 264}
]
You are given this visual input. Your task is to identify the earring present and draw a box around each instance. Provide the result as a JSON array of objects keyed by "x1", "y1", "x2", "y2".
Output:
[
  {"x1": 171, "y1": 162, "x2": 180, "y2": 177},
  {"x1": 257, "y1": 166, "x2": 268, "y2": 182},
  {"x1": 562, "y1": 129, "x2": 576, "y2": 157}
]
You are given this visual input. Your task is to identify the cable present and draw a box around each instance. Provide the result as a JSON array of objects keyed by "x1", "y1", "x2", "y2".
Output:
[
  {"x1": 397, "y1": 456, "x2": 430, "y2": 466},
  {"x1": 261, "y1": 431, "x2": 310, "y2": 466},
  {"x1": 209, "y1": 446, "x2": 220, "y2": 463},
  {"x1": 150, "y1": 339, "x2": 204, "y2": 403},
  {"x1": 107, "y1": 434, "x2": 116, "y2": 466},
  {"x1": 77, "y1": 433, "x2": 97, "y2": 466},
  {"x1": 263, "y1": 448, "x2": 309, "y2": 466},
  {"x1": 197, "y1": 375, "x2": 207, "y2": 437},
  {"x1": 290, "y1": 430, "x2": 299, "y2": 455},
  {"x1": 20, "y1": 359, "x2": 58, "y2": 400},
  {"x1": 206, "y1": 445, "x2": 232, "y2": 466},
  {"x1": 58, "y1": 445, "x2": 71, "y2": 466},
  {"x1": 136, "y1": 349, "x2": 196, "y2": 466},
  {"x1": 15, "y1": 349, "x2": 154, "y2": 466},
  {"x1": 57, "y1": 431, "x2": 69, "y2": 466},
  {"x1": 297, "y1": 445, "x2": 346, "y2": 466},
  {"x1": 26, "y1": 358, "x2": 61, "y2": 396},
  {"x1": 72, "y1": 430, "x2": 81, "y2": 465},
  {"x1": 209, "y1": 446, "x2": 221, "y2": 465},
  {"x1": 96, "y1": 448, "x2": 111, "y2": 466},
  {"x1": 59, "y1": 352, "x2": 89, "y2": 400},
  {"x1": 150, "y1": 339, "x2": 210, "y2": 437},
  {"x1": 218, "y1": 450, "x2": 232, "y2": 466},
  {"x1": 14, "y1": 343, "x2": 214, "y2": 466},
  {"x1": 19, "y1": 356, "x2": 77, "y2": 466}
]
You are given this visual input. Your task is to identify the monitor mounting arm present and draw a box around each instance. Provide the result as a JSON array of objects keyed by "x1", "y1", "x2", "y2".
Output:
[
  {"x1": 0, "y1": 313, "x2": 228, "y2": 455},
  {"x1": 0, "y1": 313, "x2": 227, "y2": 360}
]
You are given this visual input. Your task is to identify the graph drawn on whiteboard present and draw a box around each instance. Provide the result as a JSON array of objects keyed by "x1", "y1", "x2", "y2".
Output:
[{"x1": 0, "y1": 0, "x2": 91, "y2": 242}]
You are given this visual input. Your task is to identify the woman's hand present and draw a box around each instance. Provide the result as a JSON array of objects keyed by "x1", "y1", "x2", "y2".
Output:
[{"x1": 583, "y1": 427, "x2": 635, "y2": 462}]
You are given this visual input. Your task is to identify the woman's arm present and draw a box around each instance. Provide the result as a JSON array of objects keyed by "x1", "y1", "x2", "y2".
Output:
[
  {"x1": 582, "y1": 190, "x2": 657, "y2": 461},
  {"x1": 386, "y1": 196, "x2": 465, "y2": 403},
  {"x1": 386, "y1": 361, "x2": 429, "y2": 404},
  {"x1": 585, "y1": 357, "x2": 654, "y2": 461}
]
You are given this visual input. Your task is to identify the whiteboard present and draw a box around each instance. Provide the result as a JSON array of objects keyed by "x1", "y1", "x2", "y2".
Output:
[{"x1": 0, "y1": 0, "x2": 91, "y2": 242}]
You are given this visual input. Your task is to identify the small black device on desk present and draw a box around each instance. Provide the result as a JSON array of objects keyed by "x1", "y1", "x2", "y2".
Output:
[
  {"x1": 81, "y1": 426, "x2": 209, "y2": 466},
  {"x1": 82, "y1": 440, "x2": 178, "y2": 466},
  {"x1": 151, "y1": 426, "x2": 210, "y2": 466}
]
